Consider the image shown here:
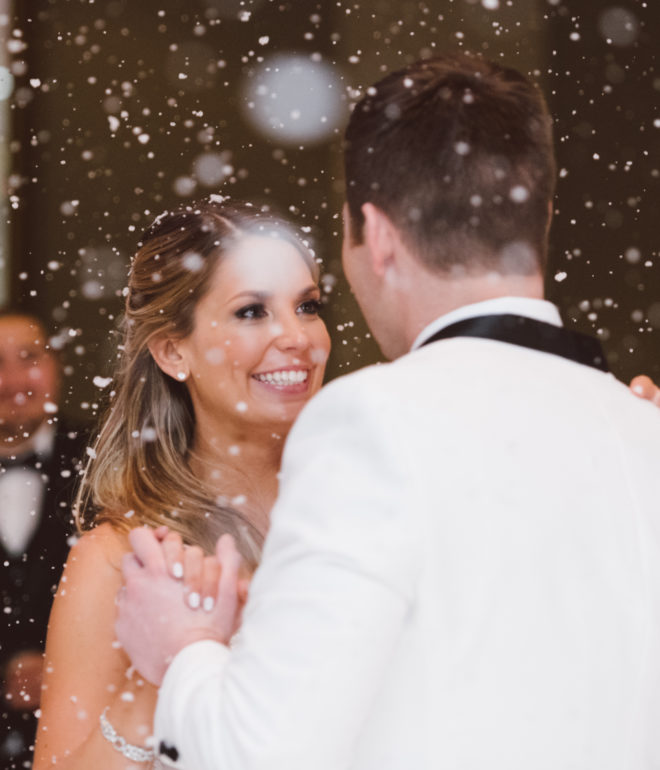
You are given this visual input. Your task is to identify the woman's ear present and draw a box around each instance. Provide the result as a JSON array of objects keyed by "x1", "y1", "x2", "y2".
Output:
[{"x1": 148, "y1": 335, "x2": 190, "y2": 382}]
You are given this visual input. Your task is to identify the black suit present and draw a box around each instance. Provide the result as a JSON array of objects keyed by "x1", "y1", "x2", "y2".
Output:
[{"x1": 0, "y1": 422, "x2": 87, "y2": 770}]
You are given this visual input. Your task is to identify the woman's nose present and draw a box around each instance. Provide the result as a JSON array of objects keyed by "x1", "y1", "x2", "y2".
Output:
[{"x1": 274, "y1": 314, "x2": 310, "y2": 351}]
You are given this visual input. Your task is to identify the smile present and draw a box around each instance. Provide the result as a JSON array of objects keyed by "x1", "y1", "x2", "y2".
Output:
[{"x1": 253, "y1": 370, "x2": 309, "y2": 386}]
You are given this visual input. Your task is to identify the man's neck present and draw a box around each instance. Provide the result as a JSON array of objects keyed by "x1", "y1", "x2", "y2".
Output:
[{"x1": 403, "y1": 272, "x2": 545, "y2": 353}]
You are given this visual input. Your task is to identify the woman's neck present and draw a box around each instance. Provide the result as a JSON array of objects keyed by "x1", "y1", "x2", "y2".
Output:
[{"x1": 189, "y1": 427, "x2": 287, "y2": 538}]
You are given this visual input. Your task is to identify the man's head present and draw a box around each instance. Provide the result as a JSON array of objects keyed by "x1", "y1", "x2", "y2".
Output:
[
  {"x1": 342, "y1": 53, "x2": 556, "y2": 355},
  {"x1": 0, "y1": 311, "x2": 59, "y2": 445}
]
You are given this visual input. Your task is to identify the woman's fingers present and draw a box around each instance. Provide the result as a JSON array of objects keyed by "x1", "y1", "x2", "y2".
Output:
[
  {"x1": 183, "y1": 545, "x2": 205, "y2": 609},
  {"x1": 154, "y1": 525, "x2": 170, "y2": 540},
  {"x1": 120, "y1": 552, "x2": 143, "y2": 592},
  {"x1": 201, "y1": 556, "x2": 221, "y2": 612},
  {"x1": 138, "y1": 528, "x2": 246, "y2": 620},
  {"x1": 160, "y1": 530, "x2": 185, "y2": 579},
  {"x1": 237, "y1": 576, "x2": 251, "y2": 606},
  {"x1": 128, "y1": 527, "x2": 167, "y2": 573}
]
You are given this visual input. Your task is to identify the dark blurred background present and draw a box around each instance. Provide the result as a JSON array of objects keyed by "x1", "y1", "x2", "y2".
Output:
[{"x1": 2, "y1": 0, "x2": 658, "y2": 422}]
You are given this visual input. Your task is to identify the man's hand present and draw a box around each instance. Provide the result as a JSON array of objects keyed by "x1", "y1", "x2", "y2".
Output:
[
  {"x1": 115, "y1": 528, "x2": 244, "y2": 687},
  {"x1": 630, "y1": 375, "x2": 660, "y2": 407}
]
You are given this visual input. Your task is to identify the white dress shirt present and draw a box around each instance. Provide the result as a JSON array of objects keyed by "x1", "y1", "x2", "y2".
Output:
[{"x1": 0, "y1": 423, "x2": 54, "y2": 557}]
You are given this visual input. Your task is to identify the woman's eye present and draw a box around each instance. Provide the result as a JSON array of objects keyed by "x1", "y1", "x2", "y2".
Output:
[
  {"x1": 298, "y1": 299, "x2": 323, "y2": 315},
  {"x1": 235, "y1": 303, "x2": 268, "y2": 320}
]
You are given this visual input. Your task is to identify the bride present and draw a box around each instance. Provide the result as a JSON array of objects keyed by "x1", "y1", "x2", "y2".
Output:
[{"x1": 32, "y1": 198, "x2": 331, "y2": 768}]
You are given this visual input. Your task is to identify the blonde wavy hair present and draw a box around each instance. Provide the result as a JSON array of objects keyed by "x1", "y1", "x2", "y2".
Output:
[{"x1": 74, "y1": 199, "x2": 319, "y2": 567}]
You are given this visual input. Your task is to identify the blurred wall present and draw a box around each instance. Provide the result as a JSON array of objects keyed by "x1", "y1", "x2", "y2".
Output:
[
  {"x1": 548, "y1": 1, "x2": 659, "y2": 381},
  {"x1": 5, "y1": 0, "x2": 659, "y2": 423}
]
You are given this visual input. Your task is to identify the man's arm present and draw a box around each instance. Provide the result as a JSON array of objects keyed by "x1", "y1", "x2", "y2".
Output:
[{"x1": 119, "y1": 375, "x2": 420, "y2": 770}]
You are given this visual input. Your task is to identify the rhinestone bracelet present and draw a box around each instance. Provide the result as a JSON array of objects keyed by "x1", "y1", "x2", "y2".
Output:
[{"x1": 99, "y1": 706, "x2": 155, "y2": 763}]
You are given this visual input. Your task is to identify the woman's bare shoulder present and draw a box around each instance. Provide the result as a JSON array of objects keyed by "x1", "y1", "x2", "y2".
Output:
[
  {"x1": 52, "y1": 522, "x2": 131, "y2": 613},
  {"x1": 66, "y1": 520, "x2": 131, "y2": 575}
]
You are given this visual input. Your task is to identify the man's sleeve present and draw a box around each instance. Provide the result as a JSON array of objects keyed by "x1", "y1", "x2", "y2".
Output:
[{"x1": 154, "y1": 375, "x2": 421, "y2": 770}]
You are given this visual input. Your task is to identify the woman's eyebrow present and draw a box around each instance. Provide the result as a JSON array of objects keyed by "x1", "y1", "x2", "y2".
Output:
[
  {"x1": 297, "y1": 284, "x2": 321, "y2": 299},
  {"x1": 228, "y1": 290, "x2": 270, "y2": 303}
]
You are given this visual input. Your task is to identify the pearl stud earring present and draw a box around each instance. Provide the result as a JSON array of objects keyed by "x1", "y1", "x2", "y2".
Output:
[{"x1": 176, "y1": 372, "x2": 188, "y2": 381}]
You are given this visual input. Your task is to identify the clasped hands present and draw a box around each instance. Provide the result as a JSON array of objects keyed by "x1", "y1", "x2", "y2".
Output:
[{"x1": 115, "y1": 528, "x2": 249, "y2": 687}]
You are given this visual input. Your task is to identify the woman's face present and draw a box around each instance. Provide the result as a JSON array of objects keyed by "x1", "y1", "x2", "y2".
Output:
[{"x1": 180, "y1": 234, "x2": 331, "y2": 438}]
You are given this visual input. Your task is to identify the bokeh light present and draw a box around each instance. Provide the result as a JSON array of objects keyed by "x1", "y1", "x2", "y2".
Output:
[
  {"x1": 201, "y1": 0, "x2": 266, "y2": 21},
  {"x1": 597, "y1": 7, "x2": 640, "y2": 47},
  {"x1": 165, "y1": 41, "x2": 218, "y2": 92},
  {"x1": 241, "y1": 54, "x2": 345, "y2": 146},
  {"x1": 192, "y1": 151, "x2": 233, "y2": 187}
]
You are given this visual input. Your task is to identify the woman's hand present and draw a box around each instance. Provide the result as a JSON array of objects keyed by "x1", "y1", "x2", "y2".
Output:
[{"x1": 153, "y1": 526, "x2": 251, "y2": 614}]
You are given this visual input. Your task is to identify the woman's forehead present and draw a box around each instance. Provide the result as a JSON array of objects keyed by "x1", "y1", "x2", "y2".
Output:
[{"x1": 215, "y1": 234, "x2": 315, "y2": 287}]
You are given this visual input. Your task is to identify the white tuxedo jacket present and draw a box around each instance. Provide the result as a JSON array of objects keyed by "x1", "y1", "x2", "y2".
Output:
[{"x1": 156, "y1": 298, "x2": 660, "y2": 769}]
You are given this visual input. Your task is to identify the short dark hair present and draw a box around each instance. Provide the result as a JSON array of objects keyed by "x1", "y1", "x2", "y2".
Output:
[
  {"x1": 344, "y1": 52, "x2": 556, "y2": 274},
  {"x1": 0, "y1": 305, "x2": 50, "y2": 338}
]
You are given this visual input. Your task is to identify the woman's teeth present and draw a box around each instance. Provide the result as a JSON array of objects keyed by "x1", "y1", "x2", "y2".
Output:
[{"x1": 254, "y1": 370, "x2": 308, "y2": 385}]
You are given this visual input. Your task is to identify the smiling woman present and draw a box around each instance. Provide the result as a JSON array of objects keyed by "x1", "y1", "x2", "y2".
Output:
[
  {"x1": 32, "y1": 198, "x2": 330, "y2": 770},
  {"x1": 156, "y1": 232, "x2": 329, "y2": 448}
]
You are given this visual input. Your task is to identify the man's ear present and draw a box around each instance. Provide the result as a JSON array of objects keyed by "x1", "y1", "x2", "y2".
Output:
[
  {"x1": 147, "y1": 335, "x2": 189, "y2": 382},
  {"x1": 361, "y1": 203, "x2": 398, "y2": 278}
]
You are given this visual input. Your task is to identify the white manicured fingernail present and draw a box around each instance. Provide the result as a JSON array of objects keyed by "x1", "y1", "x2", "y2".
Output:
[
  {"x1": 202, "y1": 596, "x2": 215, "y2": 612},
  {"x1": 172, "y1": 562, "x2": 183, "y2": 579},
  {"x1": 187, "y1": 591, "x2": 200, "y2": 609}
]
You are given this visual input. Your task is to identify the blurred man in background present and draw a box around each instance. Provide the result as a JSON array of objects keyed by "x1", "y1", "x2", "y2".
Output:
[{"x1": 0, "y1": 310, "x2": 86, "y2": 770}]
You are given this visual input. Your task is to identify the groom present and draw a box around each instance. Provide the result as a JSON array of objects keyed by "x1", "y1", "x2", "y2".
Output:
[{"x1": 117, "y1": 53, "x2": 660, "y2": 769}]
